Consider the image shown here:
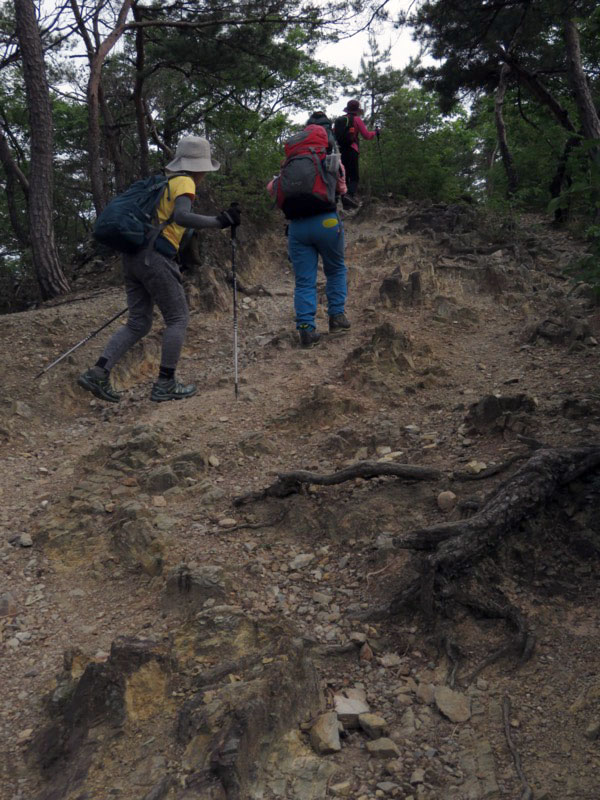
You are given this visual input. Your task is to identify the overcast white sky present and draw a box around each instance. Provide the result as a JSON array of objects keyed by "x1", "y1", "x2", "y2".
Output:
[
  {"x1": 315, "y1": 0, "x2": 421, "y2": 113},
  {"x1": 318, "y1": 0, "x2": 419, "y2": 75}
]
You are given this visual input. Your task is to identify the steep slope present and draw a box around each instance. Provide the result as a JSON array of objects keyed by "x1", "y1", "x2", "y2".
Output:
[{"x1": 1, "y1": 201, "x2": 599, "y2": 800}]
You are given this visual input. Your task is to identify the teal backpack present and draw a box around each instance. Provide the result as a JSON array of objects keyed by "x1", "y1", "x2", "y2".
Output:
[{"x1": 93, "y1": 174, "x2": 184, "y2": 253}]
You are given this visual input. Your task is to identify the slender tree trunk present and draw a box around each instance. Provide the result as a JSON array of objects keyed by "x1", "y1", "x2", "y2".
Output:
[
  {"x1": 485, "y1": 142, "x2": 498, "y2": 198},
  {"x1": 0, "y1": 123, "x2": 30, "y2": 246},
  {"x1": 549, "y1": 136, "x2": 579, "y2": 226},
  {"x1": 99, "y1": 84, "x2": 126, "y2": 193},
  {"x1": 70, "y1": 0, "x2": 133, "y2": 213},
  {"x1": 563, "y1": 18, "x2": 600, "y2": 141},
  {"x1": 13, "y1": 0, "x2": 70, "y2": 299},
  {"x1": 563, "y1": 17, "x2": 600, "y2": 221},
  {"x1": 494, "y1": 63, "x2": 518, "y2": 196},
  {"x1": 133, "y1": 3, "x2": 150, "y2": 176}
]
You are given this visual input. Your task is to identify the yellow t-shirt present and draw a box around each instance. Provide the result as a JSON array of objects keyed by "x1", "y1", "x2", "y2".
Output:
[{"x1": 156, "y1": 175, "x2": 196, "y2": 251}]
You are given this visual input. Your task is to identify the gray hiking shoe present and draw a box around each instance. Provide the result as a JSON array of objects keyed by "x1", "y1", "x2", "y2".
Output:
[
  {"x1": 77, "y1": 367, "x2": 121, "y2": 403},
  {"x1": 329, "y1": 313, "x2": 351, "y2": 333},
  {"x1": 298, "y1": 325, "x2": 320, "y2": 348},
  {"x1": 150, "y1": 378, "x2": 197, "y2": 402}
]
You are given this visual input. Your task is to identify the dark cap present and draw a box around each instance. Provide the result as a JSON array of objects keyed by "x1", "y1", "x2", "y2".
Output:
[{"x1": 343, "y1": 99, "x2": 363, "y2": 114}]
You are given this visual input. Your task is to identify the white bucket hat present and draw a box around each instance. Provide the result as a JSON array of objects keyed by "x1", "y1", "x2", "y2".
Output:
[{"x1": 165, "y1": 136, "x2": 220, "y2": 173}]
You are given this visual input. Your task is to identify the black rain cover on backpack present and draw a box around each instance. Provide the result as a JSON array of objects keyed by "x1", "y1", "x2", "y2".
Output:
[
  {"x1": 333, "y1": 114, "x2": 356, "y2": 149},
  {"x1": 93, "y1": 175, "x2": 180, "y2": 254}
]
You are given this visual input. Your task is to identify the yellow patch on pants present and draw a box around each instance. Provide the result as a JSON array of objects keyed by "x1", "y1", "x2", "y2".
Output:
[{"x1": 322, "y1": 217, "x2": 338, "y2": 228}]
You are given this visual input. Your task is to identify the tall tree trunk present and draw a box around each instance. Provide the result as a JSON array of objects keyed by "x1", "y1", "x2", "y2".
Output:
[
  {"x1": 133, "y1": 3, "x2": 150, "y2": 177},
  {"x1": 13, "y1": 0, "x2": 70, "y2": 299},
  {"x1": 494, "y1": 63, "x2": 518, "y2": 196}
]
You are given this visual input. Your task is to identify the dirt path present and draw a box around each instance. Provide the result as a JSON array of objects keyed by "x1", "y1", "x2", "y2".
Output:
[{"x1": 1, "y1": 202, "x2": 599, "y2": 800}]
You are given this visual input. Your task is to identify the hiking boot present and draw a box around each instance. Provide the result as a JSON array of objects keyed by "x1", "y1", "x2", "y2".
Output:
[
  {"x1": 298, "y1": 325, "x2": 320, "y2": 348},
  {"x1": 77, "y1": 367, "x2": 121, "y2": 403},
  {"x1": 341, "y1": 194, "x2": 360, "y2": 210},
  {"x1": 151, "y1": 378, "x2": 197, "y2": 402},
  {"x1": 329, "y1": 313, "x2": 351, "y2": 333}
]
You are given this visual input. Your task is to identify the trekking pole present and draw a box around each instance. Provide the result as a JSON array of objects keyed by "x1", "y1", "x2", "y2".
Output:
[
  {"x1": 375, "y1": 129, "x2": 389, "y2": 197},
  {"x1": 230, "y1": 203, "x2": 240, "y2": 399},
  {"x1": 34, "y1": 307, "x2": 127, "y2": 379}
]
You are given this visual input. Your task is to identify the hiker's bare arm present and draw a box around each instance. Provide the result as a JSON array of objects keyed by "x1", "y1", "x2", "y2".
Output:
[{"x1": 173, "y1": 195, "x2": 221, "y2": 229}]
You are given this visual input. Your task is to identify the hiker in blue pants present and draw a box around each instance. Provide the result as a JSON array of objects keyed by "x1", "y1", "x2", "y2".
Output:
[
  {"x1": 268, "y1": 124, "x2": 351, "y2": 347},
  {"x1": 288, "y1": 213, "x2": 347, "y2": 345}
]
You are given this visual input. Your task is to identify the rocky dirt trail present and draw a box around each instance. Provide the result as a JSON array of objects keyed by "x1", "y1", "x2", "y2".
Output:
[{"x1": 1, "y1": 200, "x2": 599, "y2": 800}]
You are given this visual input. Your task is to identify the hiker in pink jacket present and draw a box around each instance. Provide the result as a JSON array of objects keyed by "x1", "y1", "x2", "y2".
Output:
[{"x1": 334, "y1": 99, "x2": 379, "y2": 200}]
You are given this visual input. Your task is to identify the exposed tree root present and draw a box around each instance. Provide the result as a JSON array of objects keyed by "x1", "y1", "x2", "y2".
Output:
[
  {"x1": 503, "y1": 694, "x2": 534, "y2": 800},
  {"x1": 233, "y1": 460, "x2": 441, "y2": 506},
  {"x1": 453, "y1": 452, "x2": 528, "y2": 481},
  {"x1": 389, "y1": 445, "x2": 600, "y2": 679}
]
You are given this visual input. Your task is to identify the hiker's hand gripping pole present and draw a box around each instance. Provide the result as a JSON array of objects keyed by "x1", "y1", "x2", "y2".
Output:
[{"x1": 230, "y1": 202, "x2": 241, "y2": 398}]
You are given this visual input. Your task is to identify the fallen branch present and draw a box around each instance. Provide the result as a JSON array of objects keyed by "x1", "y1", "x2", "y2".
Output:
[
  {"x1": 224, "y1": 510, "x2": 288, "y2": 531},
  {"x1": 225, "y1": 273, "x2": 273, "y2": 297},
  {"x1": 233, "y1": 460, "x2": 441, "y2": 506}
]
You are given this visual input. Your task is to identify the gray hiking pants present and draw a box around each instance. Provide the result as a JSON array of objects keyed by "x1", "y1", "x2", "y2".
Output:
[{"x1": 101, "y1": 248, "x2": 189, "y2": 371}]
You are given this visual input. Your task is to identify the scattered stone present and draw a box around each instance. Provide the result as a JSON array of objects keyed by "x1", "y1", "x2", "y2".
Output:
[
  {"x1": 145, "y1": 466, "x2": 179, "y2": 493},
  {"x1": 218, "y1": 517, "x2": 237, "y2": 528},
  {"x1": 330, "y1": 781, "x2": 353, "y2": 797},
  {"x1": 584, "y1": 721, "x2": 600, "y2": 741},
  {"x1": 309, "y1": 711, "x2": 341, "y2": 754},
  {"x1": 437, "y1": 490, "x2": 457, "y2": 512},
  {"x1": 162, "y1": 564, "x2": 229, "y2": 610},
  {"x1": 19, "y1": 533, "x2": 33, "y2": 547},
  {"x1": 359, "y1": 713, "x2": 388, "y2": 740},
  {"x1": 416, "y1": 683, "x2": 435, "y2": 705},
  {"x1": 312, "y1": 591, "x2": 332, "y2": 606},
  {"x1": 359, "y1": 642, "x2": 374, "y2": 662},
  {"x1": 334, "y1": 691, "x2": 370, "y2": 728},
  {"x1": 17, "y1": 728, "x2": 34, "y2": 743},
  {"x1": 466, "y1": 460, "x2": 487, "y2": 474},
  {"x1": 376, "y1": 781, "x2": 399, "y2": 795},
  {"x1": 366, "y1": 738, "x2": 400, "y2": 758},
  {"x1": 208, "y1": 454, "x2": 220, "y2": 467},
  {"x1": 350, "y1": 631, "x2": 367, "y2": 645},
  {"x1": 0, "y1": 592, "x2": 17, "y2": 617},
  {"x1": 410, "y1": 768, "x2": 425, "y2": 784},
  {"x1": 289, "y1": 553, "x2": 315, "y2": 570},
  {"x1": 379, "y1": 653, "x2": 402, "y2": 668},
  {"x1": 435, "y1": 686, "x2": 471, "y2": 723}
]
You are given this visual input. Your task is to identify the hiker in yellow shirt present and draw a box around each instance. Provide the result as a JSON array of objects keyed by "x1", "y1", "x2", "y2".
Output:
[{"x1": 78, "y1": 137, "x2": 240, "y2": 403}]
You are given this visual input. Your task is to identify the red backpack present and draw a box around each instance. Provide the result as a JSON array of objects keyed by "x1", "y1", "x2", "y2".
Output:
[{"x1": 275, "y1": 125, "x2": 337, "y2": 219}]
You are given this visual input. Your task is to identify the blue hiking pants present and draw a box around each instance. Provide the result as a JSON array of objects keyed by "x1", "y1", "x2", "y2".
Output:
[{"x1": 288, "y1": 212, "x2": 347, "y2": 329}]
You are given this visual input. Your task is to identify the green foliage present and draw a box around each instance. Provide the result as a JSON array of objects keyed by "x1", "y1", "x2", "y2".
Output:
[
  {"x1": 360, "y1": 87, "x2": 477, "y2": 202},
  {"x1": 208, "y1": 114, "x2": 290, "y2": 219}
]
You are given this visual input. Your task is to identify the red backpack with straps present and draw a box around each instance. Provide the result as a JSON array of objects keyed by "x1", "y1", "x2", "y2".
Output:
[{"x1": 275, "y1": 125, "x2": 337, "y2": 219}]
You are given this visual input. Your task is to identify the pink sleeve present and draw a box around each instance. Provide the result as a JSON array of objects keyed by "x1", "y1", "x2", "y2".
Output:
[
  {"x1": 267, "y1": 178, "x2": 276, "y2": 197},
  {"x1": 336, "y1": 163, "x2": 348, "y2": 195},
  {"x1": 354, "y1": 116, "x2": 376, "y2": 140}
]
